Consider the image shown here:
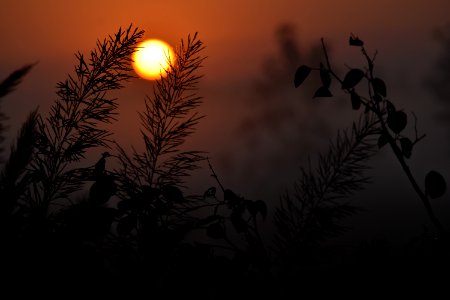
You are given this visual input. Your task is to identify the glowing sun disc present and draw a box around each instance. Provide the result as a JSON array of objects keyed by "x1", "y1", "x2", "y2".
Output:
[{"x1": 132, "y1": 39, "x2": 175, "y2": 80}]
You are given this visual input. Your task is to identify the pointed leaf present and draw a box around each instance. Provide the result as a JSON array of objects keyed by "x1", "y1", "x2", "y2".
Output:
[
  {"x1": 372, "y1": 77, "x2": 387, "y2": 97},
  {"x1": 349, "y1": 36, "x2": 364, "y2": 46},
  {"x1": 377, "y1": 134, "x2": 389, "y2": 148},
  {"x1": 425, "y1": 171, "x2": 447, "y2": 199},
  {"x1": 350, "y1": 90, "x2": 361, "y2": 110},
  {"x1": 399, "y1": 138, "x2": 413, "y2": 158},
  {"x1": 313, "y1": 86, "x2": 333, "y2": 98},
  {"x1": 342, "y1": 69, "x2": 365, "y2": 89},
  {"x1": 320, "y1": 63, "x2": 331, "y2": 88},
  {"x1": 387, "y1": 111, "x2": 407, "y2": 134},
  {"x1": 294, "y1": 65, "x2": 312, "y2": 88}
]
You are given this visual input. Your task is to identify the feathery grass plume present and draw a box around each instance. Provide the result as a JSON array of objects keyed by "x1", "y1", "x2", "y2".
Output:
[
  {"x1": 274, "y1": 112, "x2": 380, "y2": 253},
  {"x1": 27, "y1": 25, "x2": 144, "y2": 210},
  {"x1": 116, "y1": 33, "x2": 205, "y2": 196},
  {"x1": 114, "y1": 33, "x2": 206, "y2": 255},
  {"x1": 0, "y1": 64, "x2": 35, "y2": 99},
  {"x1": 0, "y1": 109, "x2": 38, "y2": 216},
  {"x1": 0, "y1": 64, "x2": 35, "y2": 160},
  {"x1": 116, "y1": 33, "x2": 205, "y2": 190}
]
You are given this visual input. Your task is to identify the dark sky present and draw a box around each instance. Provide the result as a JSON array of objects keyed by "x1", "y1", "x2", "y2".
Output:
[{"x1": 1, "y1": 0, "x2": 450, "y2": 243}]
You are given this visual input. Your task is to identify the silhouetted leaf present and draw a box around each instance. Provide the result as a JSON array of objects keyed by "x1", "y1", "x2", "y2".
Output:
[
  {"x1": 425, "y1": 171, "x2": 447, "y2": 199},
  {"x1": 224, "y1": 189, "x2": 242, "y2": 209},
  {"x1": 294, "y1": 65, "x2": 312, "y2": 88},
  {"x1": 386, "y1": 100, "x2": 396, "y2": 114},
  {"x1": 342, "y1": 69, "x2": 365, "y2": 89},
  {"x1": 399, "y1": 138, "x2": 413, "y2": 158},
  {"x1": 350, "y1": 90, "x2": 361, "y2": 110},
  {"x1": 349, "y1": 36, "x2": 364, "y2": 46},
  {"x1": 387, "y1": 111, "x2": 407, "y2": 134},
  {"x1": 162, "y1": 185, "x2": 184, "y2": 202},
  {"x1": 372, "y1": 78, "x2": 387, "y2": 97},
  {"x1": 197, "y1": 215, "x2": 221, "y2": 227},
  {"x1": 377, "y1": 134, "x2": 389, "y2": 148},
  {"x1": 320, "y1": 63, "x2": 331, "y2": 88},
  {"x1": 206, "y1": 222, "x2": 225, "y2": 239},
  {"x1": 313, "y1": 86, "x2": 333, "y2": 98},
  {"x1": 203, "y1": 186, "x2": 216, "y2": 198}
]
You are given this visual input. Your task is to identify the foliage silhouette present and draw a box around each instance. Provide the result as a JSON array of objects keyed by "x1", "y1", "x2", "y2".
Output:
[
  {"x1": 274, "y1": 112, "x2": 379, "y2": 253},
  {"x1": 31, "y1": 25, "x2": 143, "y2": 209},
  {"x1": 0, "y1": 64, "x2": 35, "y2": 160},
  {"x1": 290, "y1": 34, "x2": 448, "y2": 239},
  {"x1": 2, "y1": 24, "x2": 450, "y2": 296}
]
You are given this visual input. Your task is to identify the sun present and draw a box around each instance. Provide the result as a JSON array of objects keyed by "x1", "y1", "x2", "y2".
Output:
[{"x1": 132, "y1": 39, "x2": 175, "y2": 80}]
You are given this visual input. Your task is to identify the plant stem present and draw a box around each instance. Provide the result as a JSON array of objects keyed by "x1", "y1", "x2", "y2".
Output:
[{"x1": 320, "y1": 38, "x2": 448, "y2": 237}]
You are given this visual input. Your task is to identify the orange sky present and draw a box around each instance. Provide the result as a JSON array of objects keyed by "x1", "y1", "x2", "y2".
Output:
[
  {"x1": 1, "y1": 0, "x2": 449, "y2": 78},
  {"x1": 1, "y1": 0, "x2": 450, "y2": 239},
  {"x1": 1, "y1": 0, "x2": 449, "y2": 153}
]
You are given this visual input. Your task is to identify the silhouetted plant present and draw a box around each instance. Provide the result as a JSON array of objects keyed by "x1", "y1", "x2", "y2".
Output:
[
  {"x1": 195, "y1": 158, "x2": 268, "y2": 265},
  {"x1": 287, "y1": 35, "x2": 448, "y2": 241},
  {"x1": 0, "y1": 109, "x2": 38, "y2": 218},
  {"x1": 26, "y1": 25, "x2": 143, "y2": 212},
  {"x1": 111, "y1": 33, "x2": 209, "y2": 281},
  {"x1": 0, "y1": 64, "x2": 36, "y2": 235},
  {"x1": 0, "y1": 64, "x2": 35, "y2": 160},
  {"x1": 274, "y1": 112, "x2": 379, "y2": 254}
]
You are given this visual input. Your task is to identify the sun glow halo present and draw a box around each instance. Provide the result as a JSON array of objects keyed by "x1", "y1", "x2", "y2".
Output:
[{"x1": 132, "y1": 39, "x2": 175, "y2": 80}]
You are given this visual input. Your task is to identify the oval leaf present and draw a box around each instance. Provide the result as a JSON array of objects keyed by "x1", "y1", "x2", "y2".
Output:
[
  {"x1": 294, "y1": 65, "x2": 312, "y2": 88},
  {"x1": 342, "y1": 69, "x2": 365, "y2": 89},
  {"x1": 372, "y1": 77, "x2": 387, "y2": 97},
  {"x1": 387, "y1": 111, "x2": 407, "y2": 134},
  {"x1": 425, "y1": 171, "x2": 447, "y2": 199},
  {"x1": 399, "y1": 138, "x2": 413, "y2": 158},
  {"x1": 320, "y1": 63, "x2": 331, "y2": 88},
  {"x1": 313, "y1": 86, "x2": 333, "y2": 98},
  {"x1": 350, "y1": 90, "x2": 361, "y2": 110}
]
